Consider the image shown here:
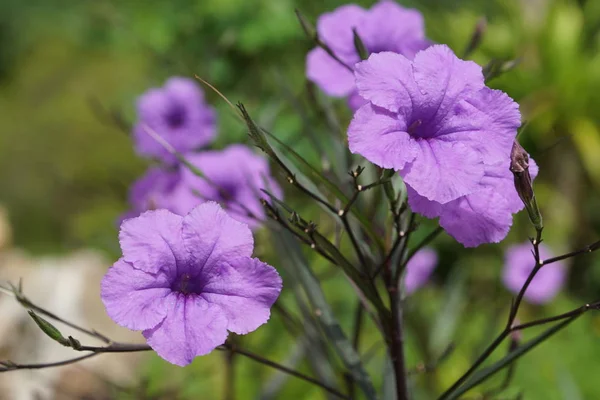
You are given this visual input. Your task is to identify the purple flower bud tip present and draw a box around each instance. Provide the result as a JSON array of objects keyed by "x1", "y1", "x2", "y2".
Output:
[{"x1": 102, "y1": 202, "x2": 282, "y2": 366}]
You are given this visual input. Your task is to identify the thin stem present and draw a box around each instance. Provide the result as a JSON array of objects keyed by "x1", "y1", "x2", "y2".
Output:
[
  {"x1": 224, "y1": 339, "x2": 237, "y2": 400},
  {"x1": 383, "y1": 241, "x2": 409, "y2": 399},
  {"x1": 0, "y1": 286, "x2": 111, "y2": 344},
  {"x1": 0, "y1": 353, "x2": 99, "y2": 372},
  {"x1": 221, "y1": 343, "x2": 349, "y2": 400},
  {"x1": 404, "y1": 226, "x2": 443, "y2": 265},
  {"x1": 348, "y1": 303, "x2": 365, "y2": 399},
  {"x1": 439, "y1": 228, "x2": 544, "y2": 399},
  {"x1": 542, "y1": 239, "x2": 600, "y2": 265}
]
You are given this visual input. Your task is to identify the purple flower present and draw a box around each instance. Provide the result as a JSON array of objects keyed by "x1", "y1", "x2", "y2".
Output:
[
  {"x1": 306, "y1": 1, "x2": 431, "y2": 109},
  {"x1": 122, "y1": 167, "x2": 199, "y2": 220},
  {"x1": 182, "y1": 145, "x2": 282, "y2": 229},
  {"x1": 133, "y1": 77, "x2": 216, "y2": 164},
  {"x1": 503, "y1": 242, "x2": 566, "y2": 304},
  {"x1": 101, "y1": 202, "x2": 282, "y2": 366},
  {"x1": 404, "y1": 248, "x2": 437, "y2": 295},
  {"x1": 348, "y1": 45, "x2": 528, "y2": 247}
]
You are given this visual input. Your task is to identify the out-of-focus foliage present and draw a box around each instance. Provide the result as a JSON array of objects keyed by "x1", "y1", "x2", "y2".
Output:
[{"x1": 1, "y1": 0, "x2": 600, "y2": 398}]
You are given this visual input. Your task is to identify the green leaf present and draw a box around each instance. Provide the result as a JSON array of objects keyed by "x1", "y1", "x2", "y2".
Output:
[
  {"x1": 273, "y1": 230, "x2": 379, "y2": 400},
  {"x1": 28, "y1": 310, "x2": 69, "y2": 346},
  {"x1": 445, "y1": 316, "x2": 579, "y2": 399}
]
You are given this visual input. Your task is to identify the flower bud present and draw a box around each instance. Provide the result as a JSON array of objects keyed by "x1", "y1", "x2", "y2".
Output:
[{"x1": 510, "y1": 141, "x2": 543, "y2": 231}]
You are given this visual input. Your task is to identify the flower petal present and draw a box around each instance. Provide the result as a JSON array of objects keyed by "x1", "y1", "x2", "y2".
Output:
[
  {"x1": 182, "y1": 202, "x2": 253, "y2": 272},
  {"x1": 406, "y1": 184, "x2": 443, "y2": 218},
  {"x1": 435, "y1": 87, "x2": 521, "y2": 164},
  {"x1": 119, "y1": 209, "x2": 186, "y2": 274},
  {"x1": 439, "y1": 189, "x2": 513, "y2": 247},
  {"x1": 503, "y1": 243, "x2": 566, "y2": 304},
  {"x1": 100, "y1": 259, "x2": 172, "y2": 331},
  {"x1": 401, "y1": 139, "x2": 484, "y2": 203},
  {"x1": 412, "y1": 45, "x2": 484, "y2": 127},
  {"x1": 404, "y1": 248, "x2": 438, "y2": 295},
  {"x1": 317, "y1": 4, "x2": 367, "y2": 56},
  {"x1": 348, "y1": 103, "x2": 419, "y2": 170},
  {"x1": 201, "y1": 257, "x2": 282, "y2": 335},
  {"x1": 307, "y1": 48, "x2": 356, "y2": 97},
  {"x1": 358, "y1": 1, "x2": 429, "y2": 59},
  {"x1": 143, "y1": 294, "x2": 228, "y2": 366},
  {"x1": 355, "y1": 52, "x2": 417, "y2": 114}
]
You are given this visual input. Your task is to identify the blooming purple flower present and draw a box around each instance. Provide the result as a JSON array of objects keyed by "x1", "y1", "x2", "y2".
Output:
[
  {"x1": 133, "y1": 77, "x2": 216, "y2": 164},
  {"x1": 101, "y1": 202, "x2": 282, "y2": 366},
  {"x1": 503, "y1": 242, "x2": 566, "y2": 304},
  {"x1": 181, "y1": 145, "x2": 283, "y2": 229},
  {"x1": 348, "y1": 45, "x2": 530, "y2": 247},
  {"x1": 306, "y1": 1, "x2": 431, "y2": 109},
  {"x1": 404, "y1": 248, "x2": 437, "y2": 295}
]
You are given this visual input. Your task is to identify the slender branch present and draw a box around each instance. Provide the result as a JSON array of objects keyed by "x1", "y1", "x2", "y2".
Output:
[
  {"x1": 439, "y1": 228, "x2": 544, "y2": 399},
  {"x1": 542, "y1": 239, "x2": 600, "y2": 266},
  {"x1": 0, "y1": 353, "x2": 99, "y2": 372},
  {"x1": 0, "y1": 285, "x2": 111, "y2": 344},
  {"x1": 347, "y1": 303, "x2": 365, "y2": 399},
  {"x1": 221, "y1": 343, "x2": 349, "y2": 400},
  {"x1": 404, "y1": 226, "x2": 444, "y2": 265}
]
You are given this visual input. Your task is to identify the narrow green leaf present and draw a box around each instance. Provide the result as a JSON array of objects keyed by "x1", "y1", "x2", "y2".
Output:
[
  {"x1": 353, "y1": 28, "x2": 369, "y2": 60},
  {"x1": 445, "y1": 316, "x2": 579, "y2": 399},
  {"x1": 274, "y1": 231, "x2": 378, "y2": 400},
  {"x1": 28, "y1": 310, "x2": 69, "y2": 346}
]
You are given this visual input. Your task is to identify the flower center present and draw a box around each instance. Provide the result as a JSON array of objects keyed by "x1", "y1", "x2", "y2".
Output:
[
  {"x1": 165, "y1": 105, "x2": 186, "y2": 129},
  {"x1": 174, "y1": 273, "x2": 203, "y2": 295},
  {"x1": 407, "y1": 119, "x2": 423, "y2": 136}
]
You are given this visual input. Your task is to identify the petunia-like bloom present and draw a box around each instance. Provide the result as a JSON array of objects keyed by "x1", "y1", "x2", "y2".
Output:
[
  {"x1": 348, "y1": 45, "x2": 530, "y2": 247},
  {"x1": 101, "y1": 202, "x2": 282, "y2": 366},
  {"x1": 181, "y1": 145, "x2": 283, "y2": 229},
  {"x1": 133, "y1": 77, "x2": 216, "y2": 164},
  {"x1": 502, "y1": 242, "x2": 566, "y2": 304},
  {"x1": 404, "y1": 248, "x2": 438, "y2": 295},
  {"x1": 306, "y1": 1, "x2": 431, "y2": 109}
]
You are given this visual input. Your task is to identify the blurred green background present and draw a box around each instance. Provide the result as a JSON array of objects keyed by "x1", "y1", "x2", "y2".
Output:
[{"x1": 1, "y1": 0, "x2": 600, "y2": 398}]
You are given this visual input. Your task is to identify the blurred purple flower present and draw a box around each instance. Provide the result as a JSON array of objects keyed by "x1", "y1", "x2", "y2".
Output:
[
  {"x1": 503, "y1": 242, "x2": 566, "y2": 304},
  {"x1": 101, "y1": 202, "x2": 282, "y2": 366},
  {"x1": 121, "y1": 167, "x2": 198, "y2": 221},
  {"x1": 404, "y1": 248, "x2": 438, "y2": 295},
  {"x1": 306, "y1": 1, "x2": 431, "y2": 109},
  {"x1": 133, "y1": 77, "x2": 216, "y2": 164},
  {"x1": 182, "y1": 145, "x2": 282, "y2": 229},
  {"x1": 348, "y1": 45, "x2": 527, "y2": 247}
]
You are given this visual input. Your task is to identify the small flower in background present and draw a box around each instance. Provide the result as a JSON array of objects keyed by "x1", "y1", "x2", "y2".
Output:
[
  {"x1": 404, "y1": 248, "x2": 438, "y2": 295},
  {"x1": 122, "y1": 145, "x2": 280, "y2": 229},
  {"x1": 133, "y1": 77, "x2": 216, "y2": 164},
  {"x1": 101, "y1": 202, "x2": 282, "y2": 366},
  {"x1": 306, "y1": 1, "x2": 431, "y2": 109},
  {"x1": 503, "y1": 242, "x2": 566, "y2": 304},
  {"x1": 121, "y1": 167, "x2": 197, "y2": 221},
  {"x1": 348, "y1": 45, "x2": 529, "y2": 247},
  {"x1": 182, "y1": 145, "x2": 283, "y2": 229}
]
